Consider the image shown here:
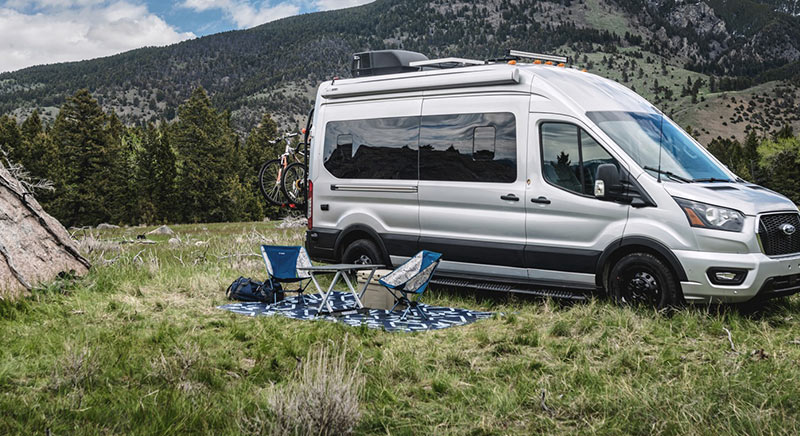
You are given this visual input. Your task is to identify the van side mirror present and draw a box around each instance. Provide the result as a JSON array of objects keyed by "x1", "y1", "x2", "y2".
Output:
[{"x1": 594, "y1": 164, "x2": 621, "y2": 200}]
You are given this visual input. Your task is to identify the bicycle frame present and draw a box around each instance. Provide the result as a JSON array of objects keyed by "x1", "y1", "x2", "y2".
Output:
[{"x1": 274, "y1": 137, "x2": 305, "y2": 183}]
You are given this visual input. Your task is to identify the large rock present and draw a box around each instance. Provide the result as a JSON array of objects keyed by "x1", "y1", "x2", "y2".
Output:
[
  {"x1": 0, "y1": 166, "x2": 90, "y2": 298},
  {"x1": 147, "y1": 225, "x2": 175, "y2": 235}
]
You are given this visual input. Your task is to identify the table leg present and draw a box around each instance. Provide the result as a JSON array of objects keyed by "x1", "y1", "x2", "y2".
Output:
[
  {"x1": 340, "y1": 271, "x2": 363, "y2": 309},
  {"x1": 308, "y1": 272, "x2": 325, "y2": 309},
  {"x1": 316, "y1": 271, "x2": 340, "y2": 314},
  {"x1": 358, "y1": 268, "x2": 378, "y2": 301}
]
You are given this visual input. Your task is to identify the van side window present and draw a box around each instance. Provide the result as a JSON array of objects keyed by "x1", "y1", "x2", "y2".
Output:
[
  {"x1": 541, "y1": 122, "x2": 617, "y2": 195},
  {"x1": 323, "y1": 117, "x2": 419, "y2": 179},
  {"x1": 580, "y1": 130, "x2": 617, "y2": 194},
  {"x1": 419, "y1": 113, "x2": 516, "y2": 183}
]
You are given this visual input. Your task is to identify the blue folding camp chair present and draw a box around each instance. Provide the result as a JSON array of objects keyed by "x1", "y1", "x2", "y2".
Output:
[
  {"x1": 379, "y1": 250, "x2": 442, "y2": 320},
  {"x1": 260, "y1": 245, "x2": 313, "y2": 304}
]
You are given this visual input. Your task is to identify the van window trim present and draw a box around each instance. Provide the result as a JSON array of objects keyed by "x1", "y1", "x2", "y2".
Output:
[
  {"x1": 322, "y1": 112, "x2": 519, "y2": 183},
  {"x1": 537, "y1": 120, "x2": 618, "y2": 200}
]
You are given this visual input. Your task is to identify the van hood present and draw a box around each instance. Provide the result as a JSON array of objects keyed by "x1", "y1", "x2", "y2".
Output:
[{"x1": 660, "y1": 181, "x2": 798, "y2": 216}]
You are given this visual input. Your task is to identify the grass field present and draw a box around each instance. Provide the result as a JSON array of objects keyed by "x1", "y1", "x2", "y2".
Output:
[{"x1": 2, "y1": 222, "x2": 800, "y2": 435}]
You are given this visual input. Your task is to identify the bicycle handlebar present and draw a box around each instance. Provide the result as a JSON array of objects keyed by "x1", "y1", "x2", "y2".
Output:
[{"x1": 267, "y1": 132, "x2": 301, "y2": 145}]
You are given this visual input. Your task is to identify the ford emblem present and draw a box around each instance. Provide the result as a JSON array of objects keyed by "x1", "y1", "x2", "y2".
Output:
[{"x1": 780, "y1": 223, "x2": 796, "y2": 236}]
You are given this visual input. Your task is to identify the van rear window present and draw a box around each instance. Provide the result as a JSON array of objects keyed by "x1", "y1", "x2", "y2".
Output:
[{"x1": 323, "y1": 117, "x2": 419, "y2": 180}]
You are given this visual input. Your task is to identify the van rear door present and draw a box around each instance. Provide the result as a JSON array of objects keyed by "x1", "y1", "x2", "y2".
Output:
[
  {"x1": 416, "y1": 94, "x2": 529, "y2": 280},
  {"x1": 314, "y1": 97, "x2": 422, "y2": 260}
]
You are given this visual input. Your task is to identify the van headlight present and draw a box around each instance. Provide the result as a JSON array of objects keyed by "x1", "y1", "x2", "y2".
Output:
[{"x1": 674, "y1": 198, "x2": 744, "y2": 232}]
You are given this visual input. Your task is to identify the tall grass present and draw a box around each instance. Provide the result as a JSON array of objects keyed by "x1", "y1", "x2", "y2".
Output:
[
  {"x1": 1, "y1": 222, "x2": 799, "y2": 435},
  {"x1": 267, "y1": 342, "x2": 364, "y2": 436}
]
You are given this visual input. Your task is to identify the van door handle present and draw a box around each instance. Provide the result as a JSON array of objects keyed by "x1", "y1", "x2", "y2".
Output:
[
  {"x1": 500, "y1": 194, "x2": 519, "y2": 201},
  {"x1": 531, "y1": 196, "x2": 551, "y2": 204}
]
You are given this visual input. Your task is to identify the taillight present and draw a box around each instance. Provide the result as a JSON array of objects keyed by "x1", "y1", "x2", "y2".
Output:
[{"x1": 307, "y1": 180, "x2": 313, "y2": 230}]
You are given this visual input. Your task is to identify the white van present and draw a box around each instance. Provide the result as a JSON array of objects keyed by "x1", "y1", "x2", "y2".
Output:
[{"x1": 303, "y1": 50, "x2": 800, "y2": 307}]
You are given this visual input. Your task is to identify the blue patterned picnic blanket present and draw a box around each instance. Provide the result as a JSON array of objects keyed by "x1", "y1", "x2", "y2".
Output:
[{"x1": 218, "y1": 291, "x2": 494, "y2": 332}]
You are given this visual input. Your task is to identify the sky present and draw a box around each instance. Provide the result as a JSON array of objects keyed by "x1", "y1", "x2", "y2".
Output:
[{"x1": 0, "y1": 0, "x2": 374, "y2": 73}]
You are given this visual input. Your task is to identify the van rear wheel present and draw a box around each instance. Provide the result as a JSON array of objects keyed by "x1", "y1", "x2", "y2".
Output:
[
  {"x1": 608, "y1": 253, "x2": 681, "y2": 310},
  {"x1": 342, "y1": 239, "x2": 383, "y2": 266}
]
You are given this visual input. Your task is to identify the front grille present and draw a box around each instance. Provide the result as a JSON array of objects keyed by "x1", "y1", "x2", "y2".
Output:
[{"x1": 758, "y1": 213, "x2": 800, "y2": 256}]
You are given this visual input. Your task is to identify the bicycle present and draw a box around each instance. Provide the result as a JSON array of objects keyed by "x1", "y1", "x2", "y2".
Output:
[{"x1": 258, "y1": 132, "x2": 308, "y2": 209}]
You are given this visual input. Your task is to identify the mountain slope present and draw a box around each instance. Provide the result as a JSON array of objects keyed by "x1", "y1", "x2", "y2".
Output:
[{"x1": 0, "y1": 0, "x2": 798, "y2": 137}]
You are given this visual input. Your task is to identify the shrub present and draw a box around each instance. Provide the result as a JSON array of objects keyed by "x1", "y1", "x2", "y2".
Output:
[{"x1": 267, "y1": 344, "x2": 364, "y2": 436}]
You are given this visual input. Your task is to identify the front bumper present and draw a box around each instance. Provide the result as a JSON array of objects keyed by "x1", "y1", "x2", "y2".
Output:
[{"x1": 675, "y1": 249, "x2": 800, "y2": 303}]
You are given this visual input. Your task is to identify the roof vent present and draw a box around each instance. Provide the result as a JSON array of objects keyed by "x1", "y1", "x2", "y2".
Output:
[{"x1": 351, "y1": 50, "x2": 428, "y2": 77}]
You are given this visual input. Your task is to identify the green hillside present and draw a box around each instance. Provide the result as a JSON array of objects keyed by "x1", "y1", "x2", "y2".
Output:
[{"x1": 0, "y1": 0, "x2": 798, "y2": 137}]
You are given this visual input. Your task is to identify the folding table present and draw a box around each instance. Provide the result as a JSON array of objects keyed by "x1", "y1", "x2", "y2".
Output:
[{"x1": 298, "y1": 264, "x2": 384, "y2": 315}]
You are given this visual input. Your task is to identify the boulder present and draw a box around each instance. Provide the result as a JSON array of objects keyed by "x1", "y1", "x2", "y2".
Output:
[
  {"x1": 147, "y1": 225, "x2": 175, "y2": 235},
  {"x1": 0, "y1": 166, "x2": 90, "y2": 298}
]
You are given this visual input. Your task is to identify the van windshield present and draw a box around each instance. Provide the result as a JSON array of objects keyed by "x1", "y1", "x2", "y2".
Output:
[{"x1": 586, "y1": 111, "x2": 733, "y2": 182}]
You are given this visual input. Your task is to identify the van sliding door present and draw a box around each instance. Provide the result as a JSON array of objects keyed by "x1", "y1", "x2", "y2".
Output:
[{"x1": 417, "y1": 94, "x2": 529, "y2": 280}]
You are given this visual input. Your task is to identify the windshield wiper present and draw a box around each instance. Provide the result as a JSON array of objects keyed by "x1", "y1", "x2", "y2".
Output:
[
  {"x1": 691, "y1": 177, "x2": 734, "y2": 183},
  {"x1": 643, "y1": 166, "x2": 691, "y2": 183}
]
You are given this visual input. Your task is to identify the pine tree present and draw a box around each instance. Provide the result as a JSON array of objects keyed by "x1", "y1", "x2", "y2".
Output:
[
  {"x1": 21, "y1": 110, "x2": 42, "y2": 143},
  {"x1": 242, "y1": 113, "x2": 281, "y2": 219},
  {"x1": 760, "y1": 145, "x2": 800, "y2": 204},
  {"x1": 776, "y1": 124, "x2": 794, "y2": 140},
  {"x1": 0, "y1": 114, "x2": 23, "y2": 163},
  {"x1": 19, "y1": 110, "x2": 59, "y2": 209},
  {"x1": 135, "y1": 123, "x2": 177, "y2": 223},
  {"x1": 742, "y1": 130, "x2": 760, "y2": 182},
  {"x1": 172, "y1": 87, "x2": 239, "y2": 223},
  {"x1": 154, "y1": 123, "x2": 178, "y2": 221},
  {"x1": 105, "y1": 111, "x2": 138, "y2": 224},
  {"x1": 50, "y1": 89, "x2": 115, "y2": 226}
]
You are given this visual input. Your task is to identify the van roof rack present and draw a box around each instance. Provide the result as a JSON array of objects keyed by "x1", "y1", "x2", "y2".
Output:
[
  {"x1": 506, "y1": 49, "x2": 568, "y2": 64},
  {"x1": 409, "y1": 57, "x2": 485, "y2": 69}
]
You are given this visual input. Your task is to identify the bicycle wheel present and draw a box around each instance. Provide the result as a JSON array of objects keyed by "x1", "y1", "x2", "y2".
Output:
[
  {"x1": 281, "y1": 162, "x2": 307, "y2": 209},
  {"x1": 259, "y1": 159, "x2": 286, "y2": 206}
]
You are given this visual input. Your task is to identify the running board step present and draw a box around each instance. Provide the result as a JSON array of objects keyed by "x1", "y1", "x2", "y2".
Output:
[{"x1": 430, "y1": 277, "x2": 588, "y2": 301}]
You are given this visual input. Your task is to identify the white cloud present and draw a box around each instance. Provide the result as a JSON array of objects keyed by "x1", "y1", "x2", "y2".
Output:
[
  {"x1": 0, "y1": 1, "x2": 195, "y2": 73},
  {"x1": 180, "y1": 0, "x2": 299, "y2": 29},
  {"x1": 313, "y1": 0, "x2": 373, "y2": 11}
]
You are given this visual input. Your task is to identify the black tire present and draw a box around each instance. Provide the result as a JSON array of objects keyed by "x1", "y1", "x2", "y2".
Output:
[
  {"x1": 281, "y1": 162, "x2": 307, "y2": 209},
  {"x1": 258, "y1": 159, "x2": 285, "y2": 207},
  {"x1": 342, "y1": 239, "x2": 383, "y2": 266},
  {"x1": 607, "y1": 253, "x2": 682, "y2": 310}
]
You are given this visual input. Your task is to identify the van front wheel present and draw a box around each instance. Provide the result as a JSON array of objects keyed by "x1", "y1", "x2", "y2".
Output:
[
  {"x1": 342, "y1": 239, "x2": 383, "y2": 266},
  {"x1": 608, "y1": 253, "x2": 681, "y2": 309}
]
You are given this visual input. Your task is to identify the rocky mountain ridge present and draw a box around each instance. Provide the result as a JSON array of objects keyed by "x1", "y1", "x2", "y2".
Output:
[{"x1": 0, "y1": 0, "x2": 797, "y2": 139}]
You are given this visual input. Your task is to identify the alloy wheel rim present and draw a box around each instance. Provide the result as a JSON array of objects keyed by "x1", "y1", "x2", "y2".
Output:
[
  {"x1": 621, "y1": 269, "x2": 661, "y2": 304},
  {"x1": 355, "y1": 254, "x2": 372, "y2": 265}
]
